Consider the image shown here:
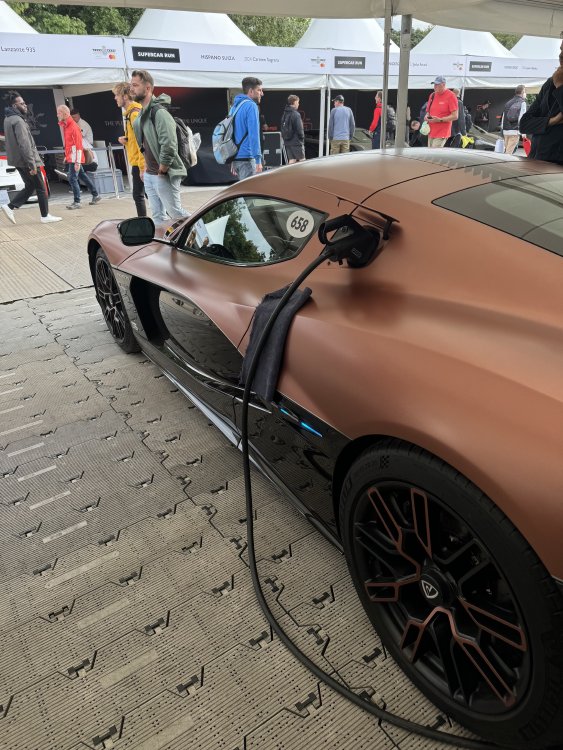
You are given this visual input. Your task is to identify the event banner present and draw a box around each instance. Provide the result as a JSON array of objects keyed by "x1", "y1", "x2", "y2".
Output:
[
  {"x1": 463, "y1": 55, "x2": 555, "y2": 79},
  {"x1": 124, "y1": 39, "x2": 330, "y2": 74},
  {"x1": 0, "y1": 33, "x2": 125, "y2": 68},
  {"x1": 0, "y1": 32, "x2": 555, "y2": 80}
]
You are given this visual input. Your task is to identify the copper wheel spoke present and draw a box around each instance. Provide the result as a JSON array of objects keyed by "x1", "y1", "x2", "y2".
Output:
[
  {"x1": 411, "y1": 488, "x2": 432, "y2": 557},
  {"x1": 460, "y1": 641, "x2": 517, "y2": 708},
  {"x1": 460, "y1": 599, "x2": 527, "y2": 652}
]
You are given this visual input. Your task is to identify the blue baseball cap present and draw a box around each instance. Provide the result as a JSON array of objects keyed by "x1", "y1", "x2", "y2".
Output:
[{"x1": 432, "y1": 75, "x2": 447, "y2": 84}]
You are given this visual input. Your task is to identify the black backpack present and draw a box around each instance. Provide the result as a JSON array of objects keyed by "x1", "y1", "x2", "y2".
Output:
[
  {"x1": 148, "y1": 104, "x2": 199, "y2": 169},
  {"x1": 386, "y1": 105, "x2": 396, "y2": 136},
  {"x1": 281, "y1": 111, "x2": 293, "y2": 141}
]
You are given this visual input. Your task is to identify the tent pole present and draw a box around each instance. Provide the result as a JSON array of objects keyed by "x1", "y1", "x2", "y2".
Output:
[
  {"x1": 381, "y1": 0, "x2": 392, "y2": 150},
  {"x1": 395, "y1": 14, "x2": 412, "y2": 146},
  {"x1": 318, "y1": 79, "x2": 326, "y2": 159},
  {"x1": 325, "y1": 81, "x2": 331, "y2": 156}
]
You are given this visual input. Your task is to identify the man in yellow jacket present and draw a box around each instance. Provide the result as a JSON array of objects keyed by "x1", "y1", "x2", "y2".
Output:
[{"x1": 112, "y1": 82, "x2": 146, "y2": 217}]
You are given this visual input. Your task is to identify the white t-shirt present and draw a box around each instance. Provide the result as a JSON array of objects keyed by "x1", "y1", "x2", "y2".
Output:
[{"x1": 82, "y1": 138, "x2": 98, "y2": 165}]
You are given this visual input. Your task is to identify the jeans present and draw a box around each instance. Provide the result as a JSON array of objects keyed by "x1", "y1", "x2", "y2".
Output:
[
  {"x1": 232, "y1": 159, "x2": 256, "y2": 181},
  {"x1": 131, "y1": 165, "x2": 147, "y2": 217},
  {"x1": 143, "y1": 172, "x2": 188, "y2": 225},
  {"x1": 68, "y1": 164, "x2": 98, "y2": 203},
  {"x1": 9, "y1": 168, "x2": 49, "y2": 217}
]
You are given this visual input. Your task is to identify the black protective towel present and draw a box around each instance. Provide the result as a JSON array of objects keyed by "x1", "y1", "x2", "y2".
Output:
[{"x1": 239, "y1": 285, "x2": 312, "y2": 403}]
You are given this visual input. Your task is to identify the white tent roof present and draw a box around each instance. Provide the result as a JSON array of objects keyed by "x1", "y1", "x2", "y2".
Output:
[
  {"x1": 0, "y1": 1, "x2": 37, "y2": 33},
  {"x1": 296, "y1": 18, "x2": 399, "y2": 52},
  {"x1": 130, "y1": 9, "x2": 255, "y2": 45},
  {"x1": 413, "y1": 25, "x2": 514, "y2": 56},
  {"x1": 511, "y1": 35, "x2": 562, "y2": 59}
]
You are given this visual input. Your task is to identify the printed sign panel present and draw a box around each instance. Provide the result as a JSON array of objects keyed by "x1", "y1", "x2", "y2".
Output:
[
  {"x1": 334, "y1": 56, "x2": 366, "y2": 70},
  {"x1": 0, "y1": 33, "x2": 125, "y2": 68},
  {"x1": 131, "y1": 46, "x2": 181, "y2": 64}
]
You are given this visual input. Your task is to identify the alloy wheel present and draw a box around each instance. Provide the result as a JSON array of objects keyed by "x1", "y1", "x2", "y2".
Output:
[
  {"x1": 352, "y1": 480, "x2": 530, "y2": 714},
  {"x1": 95, "y1": 256, "x2": 127, "y2": 343}
]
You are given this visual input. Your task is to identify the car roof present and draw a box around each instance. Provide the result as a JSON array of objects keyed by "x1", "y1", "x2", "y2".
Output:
[{"x1": 221, "y1": 150, "x2": 560, "y2": 210}]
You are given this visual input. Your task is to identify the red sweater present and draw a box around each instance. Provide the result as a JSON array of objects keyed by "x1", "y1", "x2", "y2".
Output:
[
  {"x1": 60, "y1": 117, "x2": 84, "y2": 164},
  {"x1": 369, "y1": 103, "x2": 382, "y2": 133}
]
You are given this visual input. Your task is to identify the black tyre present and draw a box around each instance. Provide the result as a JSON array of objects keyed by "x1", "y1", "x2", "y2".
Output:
[
  {"x1": 94, "y1": 248, "x2": 139, "y2": 354},
  {"x1": 340, "y1": 439, "x2": 563, "y2": 749}
]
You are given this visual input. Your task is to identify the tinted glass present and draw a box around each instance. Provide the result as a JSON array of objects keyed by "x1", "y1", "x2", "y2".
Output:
[
  {"x1": 180, "y1": 196, "x2": 325, "y2": 265},
  {"x1": 434, "y1": 174, "x2": 563, "y2": 257}
]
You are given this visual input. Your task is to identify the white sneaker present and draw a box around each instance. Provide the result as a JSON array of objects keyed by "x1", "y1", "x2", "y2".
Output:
[
  {"x1": 40, "y1": 214, "x2": 62, "y2": 224},
  {"x1": 1, "y1": 204, "x2": 16, "y2": 224}
]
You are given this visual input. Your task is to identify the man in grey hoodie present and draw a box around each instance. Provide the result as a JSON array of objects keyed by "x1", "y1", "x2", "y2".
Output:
[
  {"x1": 328, "y1": 95, "x2": 355, "y2": 155},
  {"x1": 1, "y1": 91, "x2": 60, "y2": 225}
]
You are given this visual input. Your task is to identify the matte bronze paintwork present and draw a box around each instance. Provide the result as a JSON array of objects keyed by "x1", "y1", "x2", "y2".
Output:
[{"x1": 90, "y1": 150, "x2": 563, "y2": 581}]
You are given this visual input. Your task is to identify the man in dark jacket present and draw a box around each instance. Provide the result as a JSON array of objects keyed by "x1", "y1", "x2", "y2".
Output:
[
  {"x1": 447, "y1": 88, "x2": 467, "y2": 147},
  {"x1": 520, "y1": 40, "x2": 563, "y2": 165},
  {"x1": 1, "y1": 91, "x2": 60, "y2": 225},
  {"x1": 281, "y1": 95, "x2": 305, "y2": 164}
]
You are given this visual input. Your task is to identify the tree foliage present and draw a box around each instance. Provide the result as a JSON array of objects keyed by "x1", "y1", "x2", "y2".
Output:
[
  {"x1": 491, "y1": 33, "x2": 521, "y2": 50},
  {"x1": 229, "y1": 15, "x2": 310, "y2": 47},
  {"x1": 391, "y1": 26, "x2": 433, "y2": 48},
  {"x1": 8, "y1": 2, "x2": 142, "y2": 35}
]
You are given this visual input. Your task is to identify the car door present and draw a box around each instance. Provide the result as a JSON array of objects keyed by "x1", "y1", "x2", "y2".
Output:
[{"x1": 119, "y1": 193, "x2": 327, "y2": 433}]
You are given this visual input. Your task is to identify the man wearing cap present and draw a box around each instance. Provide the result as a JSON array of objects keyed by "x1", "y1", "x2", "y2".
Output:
[
  {"x1": 328, "y1": 95, "x2": 355, "y2": 155},
  {"x1": 425, "y1": 76, "x2": 459, "y2": 148}
]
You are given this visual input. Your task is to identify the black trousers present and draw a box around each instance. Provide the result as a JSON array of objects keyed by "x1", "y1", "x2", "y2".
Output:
[
  {"x1": 131, "y1": 165, "x2": 147, "y2": 217},
  {"x1": 9, "y1": 168, "x2": 49, "y2": 217}
]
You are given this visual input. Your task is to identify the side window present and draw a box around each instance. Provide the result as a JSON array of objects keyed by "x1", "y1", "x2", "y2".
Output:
[{"x1": 180, "y1": 196, "x2": 325, "y2": 265}]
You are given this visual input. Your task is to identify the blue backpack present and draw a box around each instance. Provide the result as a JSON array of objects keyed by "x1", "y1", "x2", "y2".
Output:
[{"x1": 212, "y1": 100, "x2": 249, "y2": 165}]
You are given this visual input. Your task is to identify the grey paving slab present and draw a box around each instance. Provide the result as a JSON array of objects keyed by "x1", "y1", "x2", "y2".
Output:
[{"x1": 0, "y1": 240, "x2": 71, "y2": 303}]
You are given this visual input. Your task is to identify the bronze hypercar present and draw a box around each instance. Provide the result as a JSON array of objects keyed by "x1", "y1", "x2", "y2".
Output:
[{"x1": 88, "y1": 149, "x2": 563, "y2": 749}]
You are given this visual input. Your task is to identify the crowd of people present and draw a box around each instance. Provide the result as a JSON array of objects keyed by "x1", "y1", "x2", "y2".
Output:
[{"x1": 2, "y1": 41, "x2": 562, "y2": 227}]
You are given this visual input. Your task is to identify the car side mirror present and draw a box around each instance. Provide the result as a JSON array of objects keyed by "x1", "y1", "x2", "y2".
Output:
[{"x1": 118, "y1": 217, "x2": 155, "y2": 246}]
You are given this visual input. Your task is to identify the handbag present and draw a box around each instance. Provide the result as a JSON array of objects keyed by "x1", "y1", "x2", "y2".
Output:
[
  {"x1": 420, "y1": 121, "x2": 430, "y2": 136},
  {"x1": 494, "y1": 138, "x2": 505, "y2": 154}
]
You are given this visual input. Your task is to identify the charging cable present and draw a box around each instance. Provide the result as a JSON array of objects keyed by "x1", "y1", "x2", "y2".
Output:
[{"x1": 240, "y1": 220, "x2": 506, "y2": 750}]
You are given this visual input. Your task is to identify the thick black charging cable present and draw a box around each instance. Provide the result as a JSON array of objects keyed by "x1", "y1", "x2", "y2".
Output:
[{"x1": 240, "y1": 239, "x2": 507, "y2": 750}]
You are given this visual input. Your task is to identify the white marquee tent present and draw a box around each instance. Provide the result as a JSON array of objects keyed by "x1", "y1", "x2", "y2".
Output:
[
  {"x1": 413, "y1": 25, "x2": 513, "y2": 57},
  {"x1": 130, "y1": 9, "x2": 255, "y2": 45},
  {"x1": 0, "y1": 1, "x2": 37, "y2": 33},
  {"x1": 296, "y1": 18, "x2": 399, "y2": 52},
  {"x1": 22, "y1": 0, "x2": 563, "y2": 38},
  {"x1": 511, "y1": 35, "x2": 562, "y2": 59}
]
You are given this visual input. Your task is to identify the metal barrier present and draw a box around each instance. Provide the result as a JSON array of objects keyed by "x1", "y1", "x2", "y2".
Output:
[{"x1": 37, "y1": 144, "x2": 127, "y2": 200}]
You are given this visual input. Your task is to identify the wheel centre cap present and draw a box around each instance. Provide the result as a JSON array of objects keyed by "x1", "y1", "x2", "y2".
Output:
[{"x1": 420, "y1": 570, "x2": 452, "y2": 606}]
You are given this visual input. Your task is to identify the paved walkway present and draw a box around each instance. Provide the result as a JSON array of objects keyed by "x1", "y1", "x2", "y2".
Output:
[
  {"x1": 0, "y1": 190, "x2": 472, "y2": 750},
  {"x1": 0, "y1": 187, "x2": 219, "y2": 304}
]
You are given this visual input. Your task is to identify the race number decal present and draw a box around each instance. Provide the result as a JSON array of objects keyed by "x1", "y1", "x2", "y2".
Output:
[{"x1": 286, "y1": 210, "x2": 315, "y2": 239}]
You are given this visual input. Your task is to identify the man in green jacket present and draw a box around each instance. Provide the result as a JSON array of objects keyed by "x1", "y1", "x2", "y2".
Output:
[{"x1": 130, "y1": 69, "x2": 188, "y2": 225}]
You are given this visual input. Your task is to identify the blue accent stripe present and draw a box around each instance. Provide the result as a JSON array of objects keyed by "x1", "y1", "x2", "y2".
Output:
[{"x1": 299, "y1": 421, "x2": 323, "y2": 438}]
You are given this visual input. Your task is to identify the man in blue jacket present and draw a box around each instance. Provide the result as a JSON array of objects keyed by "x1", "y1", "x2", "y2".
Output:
[{"x1": 231, "y1": 77, "x2": 264, "y2": 181}]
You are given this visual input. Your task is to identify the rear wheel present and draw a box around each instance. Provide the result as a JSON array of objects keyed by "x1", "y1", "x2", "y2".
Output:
[
  {"x1": 94, "y1": 248, "x2": 139, "y2": 354},
  {"x1": 340, "y1": 439, "x2": 563, "y2": 749}
]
